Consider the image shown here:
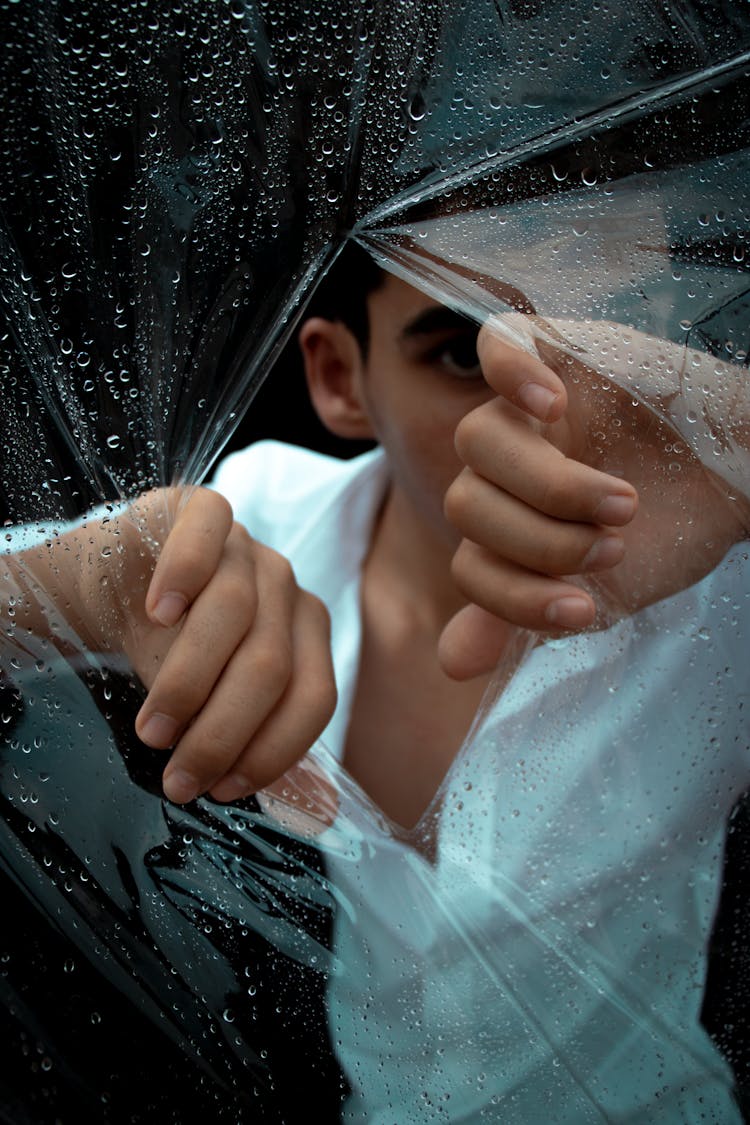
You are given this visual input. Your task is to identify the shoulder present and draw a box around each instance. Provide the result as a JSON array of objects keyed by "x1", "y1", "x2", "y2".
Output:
[{"x1": 210, "y1": 440, "x2": 383, "y2": 554}]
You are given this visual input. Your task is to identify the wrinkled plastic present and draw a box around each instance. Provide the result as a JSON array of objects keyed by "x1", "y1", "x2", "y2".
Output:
[{"x1": 1, "y1": 1, "x2": 749, "y2": 1121}]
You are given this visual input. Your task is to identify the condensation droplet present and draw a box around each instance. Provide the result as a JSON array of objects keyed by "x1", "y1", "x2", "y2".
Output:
[{"x1": 408, "y1": 93, "x2": 426, "y2": 121}]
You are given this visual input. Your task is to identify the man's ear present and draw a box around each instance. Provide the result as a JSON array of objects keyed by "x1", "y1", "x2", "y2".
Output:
[{"x1": 298, "y1": 317, "x2": 376, "y2": 440}]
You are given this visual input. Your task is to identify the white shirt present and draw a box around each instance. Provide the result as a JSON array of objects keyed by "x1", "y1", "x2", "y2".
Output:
[{"x1": 214, "y1": 439, "x2": 750, "y2": 1123}]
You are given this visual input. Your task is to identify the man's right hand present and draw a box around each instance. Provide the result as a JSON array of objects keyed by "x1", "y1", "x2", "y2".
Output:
[{"x1": 86, "y1": 488, "x2": 337, "y2": 805}]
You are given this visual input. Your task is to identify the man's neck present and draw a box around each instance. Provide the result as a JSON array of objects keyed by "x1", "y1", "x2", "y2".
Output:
[
  {"x1": 346, "y1": 481, "x2": 492, "y2": 832},
  {"x1": 363, "y1": 484, "x2": 466, "y2": 635}
]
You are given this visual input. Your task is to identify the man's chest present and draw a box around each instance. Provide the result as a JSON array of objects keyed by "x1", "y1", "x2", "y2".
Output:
[{"x1": 342, "y1": 622, "x2": 489, "y2": 829}]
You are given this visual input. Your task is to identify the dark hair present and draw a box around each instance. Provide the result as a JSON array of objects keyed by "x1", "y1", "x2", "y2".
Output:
[{"x1": 304, "y1": 240, "x2": 385, "y2": 356}]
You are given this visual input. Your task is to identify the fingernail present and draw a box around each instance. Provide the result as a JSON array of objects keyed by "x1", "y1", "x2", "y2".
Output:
[
  {"x1": 139, "y1": 712, "x2": 178, "y2": 748},
  {"x1": 595, "y1": 494, "x2": 636, "y2": 525},
  {"x1": 517, "y1": 382, "x2": 559, "y2": 420},
  {"x1": 162, "y1": 768, "x2": 200, "y2": 805},
  {"x1": 152, "y1": 592, "x2": 188, "y2": 628},
  {"x1": 582, "y1": 535, "x2": 625, "y2": 571},
  {"x1": 545, "y1": 595, "x2": 593, "y2": 628},
  {"x1": 209, "y1": 773, "x2": 254, "y2": 804}
]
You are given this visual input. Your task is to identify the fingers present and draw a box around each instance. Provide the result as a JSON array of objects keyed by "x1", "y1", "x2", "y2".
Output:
[
  {"x1": 129, "y1": 482, "x2": 336, "y2": 806},
  {"x1": 447, "y1": 399, "x2": 637, "y2": 610},
  {"x1": 444, "y1": 321, "x2": 640, "y2": 652},
  {"x1": 445, "y1": 469, "x2": 627, "y2": 577},
  {"x1": 144, "y1": 488, "x2": 234, "y2": 627},
  {"x1": 134, "y1": 523, "x2": 261, "y2": 749},
  {"x1": 438, "y1": 603, "x2": 523, "y2": 681},
  {"x1": 136, "y1": 534, "x2": 335, "y2": 805},
  {"x1": 448, "y1": 538, "x2": 596, "y2": 640},
  {"x1": 209, "y1": 593, "x2": 336, "y2": 804},
  {"x1": 454, "y1": 402, "x2": 638, "y2": 525},
  {"x1": 473, "y1": 323, "x2": 638, "y2": 522},
  {"x1": 477, "y1": 318, "x2": 567, "y2": 423}
]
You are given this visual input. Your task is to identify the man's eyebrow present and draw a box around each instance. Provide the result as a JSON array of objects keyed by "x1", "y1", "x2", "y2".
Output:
[{"x1": 399, "y1": 307, "x2": 478, "y2": 340}]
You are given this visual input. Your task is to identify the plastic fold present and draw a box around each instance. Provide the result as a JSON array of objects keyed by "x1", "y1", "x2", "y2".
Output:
[{"x1": 0, "y1": 1, "x2": 748, "y2": 1121}]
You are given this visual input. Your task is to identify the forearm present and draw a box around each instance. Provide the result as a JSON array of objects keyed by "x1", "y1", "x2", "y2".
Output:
[
  {"x1": 541, "y1": 317, "x2": 750, "y2": 502},
  {"x1": 1, "y1": 500, "x2": 164, "y2": 659}
]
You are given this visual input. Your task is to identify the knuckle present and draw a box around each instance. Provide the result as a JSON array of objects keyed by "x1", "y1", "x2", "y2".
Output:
[
  {"x1": 215, "y1": 573, "x2": 256, "y2": 618},
  {"x1": 207, "y1": 490, "x2": 233, "y2": 527},
  {"x1": 443, "y1": 471, "x2": 474, "y2": 528},
  {"x1": 180, "y1": 729, "x2": 240, "y2": 778},
  {"x1": 453, "y1": 409, "x2": 483, "y2": 462},
  {"x1": 537, "y1": 479, "x2": 564, "y2": 514},
  {"x1": 536, "y1": 467, "x2": 574, "y2": 515},
  {"x1": 149, "y1": 668, "x2": 207, "y2": 722},
  {"x1": 259, "y1": 544, "x2": 297, "y2": 589},
  {"x1": 537, "y1": 528, "x2": 592, "y2": 575},
  {"x1": 320, "y1": 681, "x2": 338, "y2": 727},
  {"x1": 228, "y1": 520, "x2": 254, "y2": 553},
  {"x1": 449, "y1": 548, "x2": 504, "y2": 618},
  {"x1": 302, "y1": 589, "x2": 331, "y2": 628},
  {"x1": 502, "y1": 586, "x2": 542, "y2": 625},
  {"x1": 448, "y1": 541, "x2": 475, "y2": 596},
  {"x1": 232, "y1": 742, "x2": 292, "y2": 793},
  {"x1": 301, "y1": 672, "x2": 338, "y2": 730},
  {"x1": 534, "y1": 540, "x2": 570, "y2": 575},
  {"x1": 253, "y1": 642, "x2": 293, "y2": 690},
  {"x1": 240, "y1": 757, "x2": 280, "y2": 794},
  {"x1": 497, "y1": 438, "x2": 525, "y2": 474}
]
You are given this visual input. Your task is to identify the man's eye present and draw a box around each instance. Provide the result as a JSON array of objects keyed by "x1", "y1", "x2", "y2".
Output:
[{"x1": 429, "y1": 334, "x2": 482, "y2": 380}]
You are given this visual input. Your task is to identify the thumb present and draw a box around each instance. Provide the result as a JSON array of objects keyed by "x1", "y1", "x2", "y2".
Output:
[{"x1": 438, "y1": 603, "x2": 518, "y2": 681}]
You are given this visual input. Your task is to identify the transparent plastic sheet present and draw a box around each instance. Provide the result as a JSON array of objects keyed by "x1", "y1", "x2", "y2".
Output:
[{"x1": 0, "y1": 2, "x2": 749, "y2": 1123}]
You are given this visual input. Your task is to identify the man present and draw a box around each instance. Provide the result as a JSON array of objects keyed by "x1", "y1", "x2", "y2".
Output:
[
  {"x1": 8, "y1": 244, "x2": 749, "y2": 1118},
  {"x1": 129, "y1": 245, "x2": 745, "y2": 815}
]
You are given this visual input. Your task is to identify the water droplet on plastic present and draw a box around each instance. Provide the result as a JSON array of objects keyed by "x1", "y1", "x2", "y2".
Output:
[{"x1": 408, "y1": 93, "x2": 426, "y2": 121}]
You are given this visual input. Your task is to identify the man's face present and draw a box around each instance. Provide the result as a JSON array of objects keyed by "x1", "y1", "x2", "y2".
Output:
[{"x1": 358, "y1": 273, "x2": 494, "y2": 548}]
